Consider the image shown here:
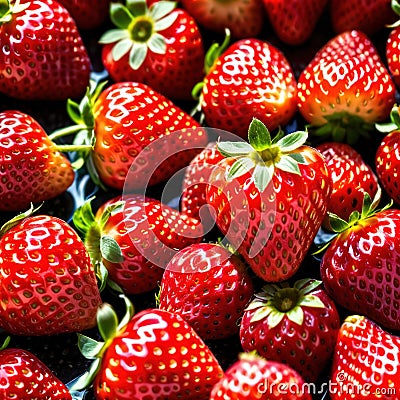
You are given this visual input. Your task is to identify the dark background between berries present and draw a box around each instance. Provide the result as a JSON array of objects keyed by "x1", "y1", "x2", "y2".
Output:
[{"x1": 0, "y1": 6, "x2": 396, "y2": 400}]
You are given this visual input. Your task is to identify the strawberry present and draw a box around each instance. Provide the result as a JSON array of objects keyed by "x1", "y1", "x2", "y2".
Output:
[
  {"x1": 330, "y1": 0, "x2": 396, "y2": 37},
  {"x1": 0, "y1": 340, "x2": 71, "y2": 399},
  {"x1": 375, "y1": 107, "x2": 400, "y2": 204},
  {"x1": 239, "y1": 279, "x2": 340, "y2": 383},
  {"x1": 195, "y1": 36, "x2": 298, "y2": 139},
  {"x1": 73, "y1": 194, "x2": 204, "y2": 295},
  {"x1": 210, "y1": 352, "x2": 313, "y2": 400},
  {"x1": 72, "y1": 298, "x2": 224, "y2": 399},
  {"x1": 158, "y1": 242, "x2": 254, "y2": 340},
  {"x1": 180, "y1": 141, "x2": 224, "y2": 228},
  {"x1": 99, "y1": 0, "x2": 204, "y2": 100},
  {"x1": 0, "y1": 110, "x2": 77, "y2": 212},
  {"x1": 387, "y1": 1, "x2": 400, "y2": 88},
  {"x1": 297, "y1": 30, "x2": 396, "y2": 144},
  {"x1": 179, "y1": 0, "x2": 265, "y2": 39},
  {"x1": 319, "y1": 194, "x2": 400, "y2": 331},
  {"x1": 51, "y1": 80, "x2": 208, "y2": 191},
  {"x1": 56, "y1": 0, "x2": 111, "y2": 30},
  {"x1": 316, "y1": 141, "x2": 380, "y2": 227},
  {"x1": 262, "y1": 0, "x2": 328, "y2": 46},
  {"x1": 330, "y1": 315, "x2": 400, "y2": 400},
  {"x1": 0, "y1": 211, "x2": 102, "y2": 336},
  {"x1": 0, "y1": 0, "x2": 91, "y2": 101},
  {"x1": 206, "y1": 118, "x2": 331, "y2": 282}
]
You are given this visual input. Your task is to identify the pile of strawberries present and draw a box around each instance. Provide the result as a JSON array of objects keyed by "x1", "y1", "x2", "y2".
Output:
[{"x1": 1, "y1": 0, "x2": 400, "y2": 399}]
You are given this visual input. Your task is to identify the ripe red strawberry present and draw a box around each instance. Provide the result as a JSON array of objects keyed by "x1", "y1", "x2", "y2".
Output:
[
  {"x1": 52, "y1": 81, "x2": 208, "y2": 191},
  {"x1": 180, "y1": 141, "x2": 224, "y2": 228},
  {"x1": 0, "y1": 110, "x2": 76, "y2": 212},
  {"x1": 320, "y1": 194, "x2": 400, "y2": 331},
  {"x1": 158, "y1": 242, "x2": 254, "y2": 340},
  {"x1": 73, "y1": 194, "x2": 204, "y2": 295},
  {"x1": 316, "y1": 141, "x2": 380, "y2": 227},
  {"x1": 56, "y1": 0, "x2": 111, "y2": 30},
  {"x1": 210, "y1": 353, "x2": 313, "y2": 400},
  {"x1": 0, "y1": 0, "x2": 91, "y2": 101},
  {"x1": 206, "y1": 118, "x2": 331, "y2": 282},
  {"x1": 262, "y1": 0, "x2": 328, "y2": 46},
  {"x1": 72, "y1": 300, "x2": 224, "y2": 399},
  {"x1": 297, "y1": 30, "x2": 396, "y2": 144},
  {"x1": 376, "y1": 108, "x2": 400, "y2": 204},
  {"x1": 330, "y1": 0, "x2": 396, "y2": 36},
  {"x1": 330, "y1": 315, "x2": 400, "y2": 400},
  {"x1": 387, "y1": 1, "x2": 400, "y2": 88},
  {"x1": 179, "y1": 0, "x2": 265, "y2": 39},
  {"x1": 239, "y1": 279, "x2": 340, "y2": 383},
  {"x1": 0, "y1": 345, "x2": 71, "y2": 399},
  {"x1": 197, "y1": 37, "x2": 298, "y2": 139},
  {"x1": 99, "y1": 0, "x2": 204, "y2": 100},
  {"x1": 0, "y1": 213, "x2": 102, "y2": 336}
]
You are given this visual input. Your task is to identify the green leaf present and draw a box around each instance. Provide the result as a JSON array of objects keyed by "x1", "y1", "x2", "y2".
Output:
[
  {"x1": 287, "y1": 152, "x2": 306, "y2": 164},
  {"x1": 361, "y1": 192, "x2": 373, "y2": 218},
  {"x1": 126, "y1": 0, "x2": 147, "y2": 16},
  {"x1": 66, "y1": 99, "x2": 82, "y2": 125},
  {"x1": 217, "y1": 141, "x2": 254, "y2": 158},
  {"x1": 295, "y1": 279, "x2": 321, "y2": 295},
  {"x1": 0, "y1": 203, "x2": 40, "y2": 238},
  {"x1": 100, "y1": 236, "x2": 124, "y2": 263},
  {"x1": 249, "y1": 306, "x2": 272, "y2": 323},
  {"x1": 375, "y1": 122, "x2": 398, "y2": 133},
  {"x1": 267, "y1": 310, "x2": 285, "y2": 328},
  {"x1": 0, "y1": 336, "x2": 10, "y2": 351},
  {"x1": 98, "y1": 262, "x2": 109, "y2": 293},
  {"x1": 99, "y1": 201, "x2": 124, "y2": 229},
  {"x1": 299, "y1": 295, "x2": 326, "y2": 309},
  {"x1": 97, "y1": 303, "x2": 119, "y2": 342},
  {"x1": 275, "y1": 155, "x2": 301, "y2": 175},
  {"x1": 110, "y1": 3, "x2": 133, "y2": 29},
  {"x1": 154, "y1": 10, "x2": 179, "y2": 31},
  {"x1": 253, "y1": 164, "x2": 273, "y2": 192},
  {"x1": 72, "y1": 197, "x2": 96, "y2": 236},
  {"x1": 117, "y1": 294, "x2": 135, "y2": 331},
  {"x1": 149, "y1": 1, "x2": 176, "y2": 20},
  {"x1": 112, "y1": 38, "x2": 133, "y2": 61},
  {"x1": 99, "y1": 29, "x2": 130, "y2": 44},
  {"x1": 204, "y1": 28, "x2": 231, "y2": 73},
  {"x1": 248, "y1": 118, "x2": 271, "y2": 151},
  {"x1": 69, "y1": 358, "x2": 102, "y2": 391},
  {"x1": 77, "y1": 334, "x2": 104, "y2": 359},
  {"x1": 227, "y1": 157, "x2": 255, "y2": 180},
  {"x1": 276, "y1": 131, "x2": 308, "y2": 152},
  {"x1": 0, "y1": 0, "x2": 10, "y2": 18},
  {"x1": 245, "y1": 300, "x2": 267, "y2": 311},
  {"x1": 148, "y1": 33, "x2": 166, "y2": 54},
  {"x1": 286, "y1": 306, "x2": 304, "y2": 325},
  {"x1": 129, "y1": 42, "x2": 148, "y2": 70},
  {"x1": 328, "y1": 212, "x2": 350, "y2": 233}
]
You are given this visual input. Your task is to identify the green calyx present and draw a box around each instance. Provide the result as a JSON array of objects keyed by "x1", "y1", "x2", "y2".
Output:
[
  {"x1": 99, "y1": 0, "x2": 178, "y2": 70},
  {"x1": 191, "y1": 28, "x2": 231, "y2": 103},
  {"x1": 310, "y1": 111, "x2": 375, "y2": 145},
  {"x1": 246, "y1": 279, "x2": 325, "y2": 328},
  {"x1": 376, "y1": 105, "x2": 400, "y2": 133},
  {"x1": 0, "y1": 0, "x2": 29, "y2": 24},
  {"x1": 315, "y1": 188, "x2": 391, "y2": 254},
  {"x1": 70, "y1": 295, "x2": 135, "y2": 392},
  {"x1": 73, "y1": 198, "x2": 125, "y2": 292},
  {"x1": 217, "y1": 118, "x2": 308, "y2": 192},
  {"x1": 0, "y1": 203, "x2": 41, "y2": 238},
  {"x1": 389, "y1": 0, "x2": 400, "y2": 27}
]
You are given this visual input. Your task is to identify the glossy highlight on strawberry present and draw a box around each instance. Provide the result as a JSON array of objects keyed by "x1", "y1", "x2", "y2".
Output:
[
  {"x1": 0, "y1": 0, "x2": 91, "y2": 100},
  {"x1": 0, "y1": 214, "x2": 102, "y2": 335}
]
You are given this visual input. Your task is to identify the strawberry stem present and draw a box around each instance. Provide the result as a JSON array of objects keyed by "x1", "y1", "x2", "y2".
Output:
[
  {"x1": 55, "y1": 144, "x2": 93, "y2": 153},
  {"x1": 48, "y1": 124, "x2": 89, "y2": 141}
]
